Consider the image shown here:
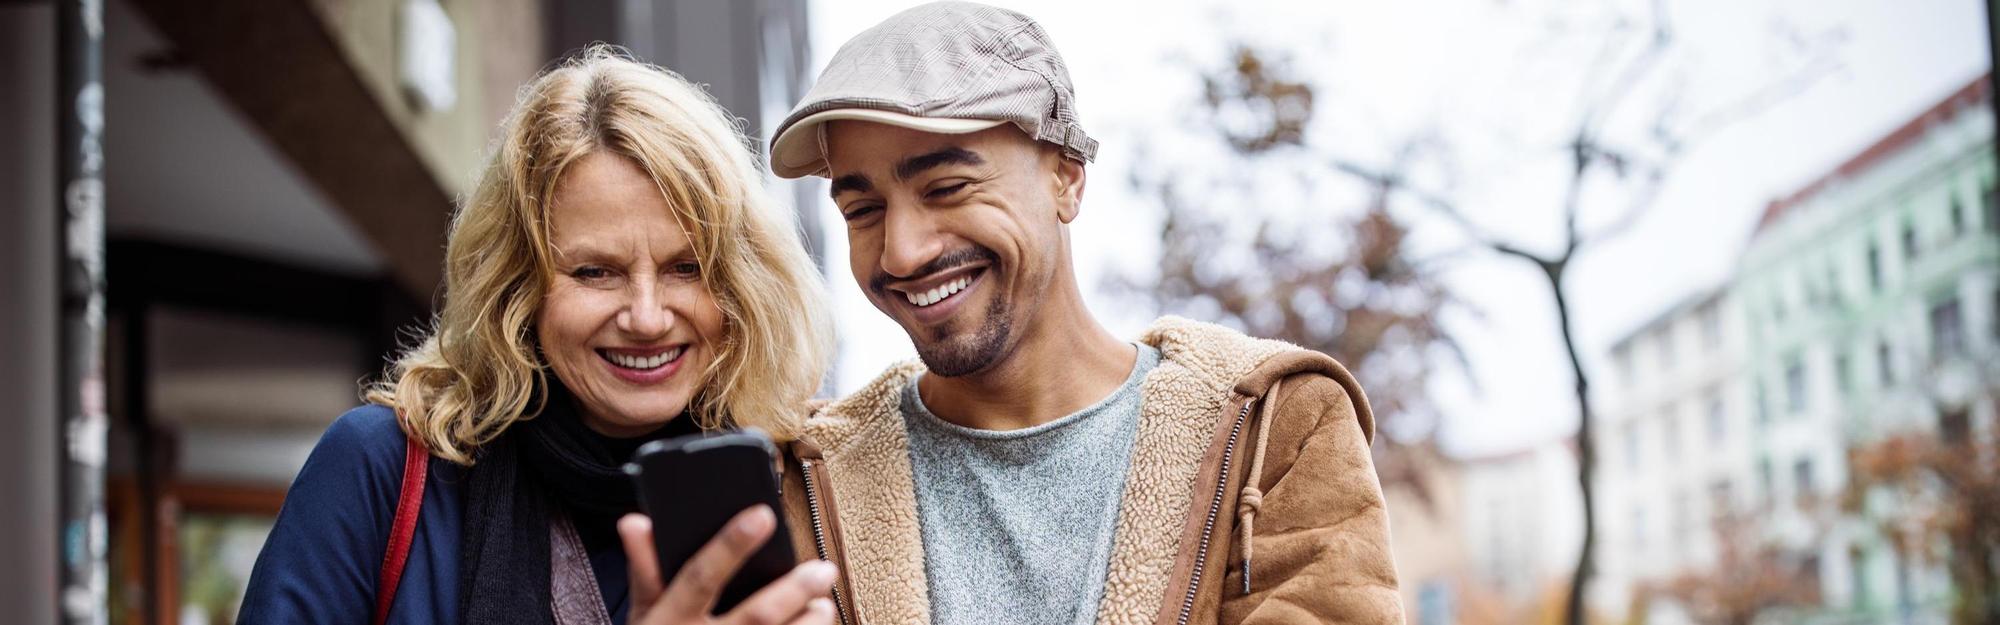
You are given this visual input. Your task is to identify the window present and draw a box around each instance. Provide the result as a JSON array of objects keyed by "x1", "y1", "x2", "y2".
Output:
[
  {"x1": 1657, "y1": 329, "x2": 1676, "y2": 372},
  {"x1": 1706, "y1": 391, "x2": 1727, "y2": 443},
  {"x1": 1877, "y1": 341, "x2": 1894, "y2": 386},
  {"x1": 1755, "y1": 381, "x2": 1771, "y2": 427},
  {"x1": 1614, "y1": 346, "x2": 1634, "y2": 389},
  {"x1": 1987, "y1": 182, "x2": 1998, "y2": 232},
  {"x1": 1632, "y1": 505, "x2": 1647, "y2": 551},
  {"x1": 1624, "y1": 422, "x2": 1641, "y2": 471},
  {"x1": 1662, "y1": 407, "x2": 1680, "y2": 461},
  {"x1": 1941, "y1": 406, "x2": 1971, "y2": 442},
  {"x1": 1699, "y1": 305, "x2": 1722, "y2": 347},
  {"x1": 1951, "y1": 193, "x2": 1967, "y2": 236},
  {"x1": 1834, "y1": 351, "x2": 1851, "y2": 394},
  {"x1": 1931, "y1": 297, "x2": 1964, "y2": 358},
  {"x1": 1417, "y1": 580, "x2": 1454, "y2": 625},
  {"x1": 1794, "y1": 457, "x2": 1816, "y2": 501},
  {"x1": 1671, "y1": 490, "x2": 1692, "y2": 544},
  {"x1": 1759, "y1": 458, "x2": 1776, "y2": 503},
  {"x1": 1851, "y1": 545, "x2": 1871, "y2": 610},
  {"x1": 1785, "y1": 356, "x2": 1807, "y2": 414},
  {"x1": 1902, "y1": 221, "x2": 1918, "y2": 261},
  {"x1": 1867, "y1": 242, "x2": 1883, "y2": 291}
]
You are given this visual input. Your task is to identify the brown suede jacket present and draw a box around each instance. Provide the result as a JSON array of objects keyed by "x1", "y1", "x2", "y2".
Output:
[{"x1": 777, "y1": 316, "x2": 1404, "y2": 624}]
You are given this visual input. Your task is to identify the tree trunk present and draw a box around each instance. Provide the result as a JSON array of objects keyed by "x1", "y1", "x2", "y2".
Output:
[{"x1": 1546, "y1": 263, "x2": 1597, "y2": 625}]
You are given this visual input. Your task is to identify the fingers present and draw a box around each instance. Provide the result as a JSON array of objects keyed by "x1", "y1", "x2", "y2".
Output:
[
  {"x1": 721, "y1": 560, "x2": 836, "y2": 625},
  {"x1": 619, "y1": 514, "x2": 665, "y2": 611},
  {"x1": 782, "y1": 598, "x2": 836, "y2": 625},
  {"x1": 659, "y1": 504, "x2": 778, "y2": 617}
]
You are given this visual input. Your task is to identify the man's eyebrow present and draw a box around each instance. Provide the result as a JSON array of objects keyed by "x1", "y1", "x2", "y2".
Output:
[
  {"x1": 894, "y1": 147, "x2": 984, "y2": 181},
  {"x1": 830, "y1": 174, "x2": 873, "y2": 198}
]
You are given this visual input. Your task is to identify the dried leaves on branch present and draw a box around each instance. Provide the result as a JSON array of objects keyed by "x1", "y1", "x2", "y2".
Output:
[
  {"x1": 1844, "y1": 387, "x2": 2000, "y2": 625},
  {"x1": 1657, "y1": 512, "x2": 1826, "y2": 625},
  {"x1": 1123, "y1": 1, "x2": 1842, "y2": 623},
  {"x1": 1113, "y1": 46, "x2": 1468, "y2": 504}
]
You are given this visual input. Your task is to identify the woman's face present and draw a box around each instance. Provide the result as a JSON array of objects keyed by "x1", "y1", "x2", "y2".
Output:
[{"x1": 538, "y1": 151, "x2": 726, "y2": 437}]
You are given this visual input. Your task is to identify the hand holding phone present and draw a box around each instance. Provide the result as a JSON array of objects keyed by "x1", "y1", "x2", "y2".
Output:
[
  {"x1": 616, "y1": 508, "x2": 835, "y2": 624},
  {"x1": 619, "y1": 429, "x2": 836, "y2": 624}
]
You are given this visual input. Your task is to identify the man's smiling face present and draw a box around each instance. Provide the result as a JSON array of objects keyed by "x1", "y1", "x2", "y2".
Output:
[{"x1": 824, "y1": 121, "x2": 1081, "y2": 377}]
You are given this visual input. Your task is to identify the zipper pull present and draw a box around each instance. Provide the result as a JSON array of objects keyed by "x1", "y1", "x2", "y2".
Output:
[{"x1": 1241, "y1": 558, "x2": 1253, "y2": 595}]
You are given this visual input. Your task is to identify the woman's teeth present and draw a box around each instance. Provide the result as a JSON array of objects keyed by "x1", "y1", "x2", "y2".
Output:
[
  {"x1": 905, "y1": 275, "x2": 972, "y2": 307},
  {"x1": 605, "y1": 347, "x2": 683, "y2": 369}
]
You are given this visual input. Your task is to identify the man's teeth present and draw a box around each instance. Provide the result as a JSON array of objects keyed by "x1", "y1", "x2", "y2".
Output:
[
  {"x1": 904, "y1": 275, "x2": 972, "y2": 307},
  {"x1": 606, "y1": 347, "x2": 683, "y2": 369}
]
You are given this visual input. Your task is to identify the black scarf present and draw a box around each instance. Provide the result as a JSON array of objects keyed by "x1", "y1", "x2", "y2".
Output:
[{"x1": 458, "y1": 382, "x2": 699, "y2": 624}]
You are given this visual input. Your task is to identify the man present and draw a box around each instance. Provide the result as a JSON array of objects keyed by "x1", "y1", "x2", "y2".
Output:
[{"x1": 768, "y1": 3, "x2": 1402, "y2": 624}]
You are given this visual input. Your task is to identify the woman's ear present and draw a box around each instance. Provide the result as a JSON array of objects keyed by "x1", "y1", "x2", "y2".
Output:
[{"x1": 1053, "y1": 158, "x2": 1087, "y2": 224}]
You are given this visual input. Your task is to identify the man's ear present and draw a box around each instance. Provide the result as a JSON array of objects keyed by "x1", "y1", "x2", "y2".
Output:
[{"x1": 1053, "y1": 157, "x2": 1087, "y2": 224}]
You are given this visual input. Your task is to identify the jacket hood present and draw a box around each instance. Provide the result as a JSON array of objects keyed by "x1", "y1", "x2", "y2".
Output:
[{"x1": 1138, "y1": 315, "x2": 1375, "y2": 443}]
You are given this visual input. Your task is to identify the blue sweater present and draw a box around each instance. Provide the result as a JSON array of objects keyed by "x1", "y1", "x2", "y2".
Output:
[{"x1": 238, "y1": 405, "x2": 633, "y2": 624}]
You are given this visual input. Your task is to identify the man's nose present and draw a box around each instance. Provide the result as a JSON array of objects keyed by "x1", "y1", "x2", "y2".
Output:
[{"x1": 880, "y1": 203, "x2": 944, "y2": 279}]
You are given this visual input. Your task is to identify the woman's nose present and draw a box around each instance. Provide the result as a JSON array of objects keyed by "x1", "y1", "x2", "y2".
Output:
[{"x1": 618, "y1": 278, "x2": 675, "y2": 338}]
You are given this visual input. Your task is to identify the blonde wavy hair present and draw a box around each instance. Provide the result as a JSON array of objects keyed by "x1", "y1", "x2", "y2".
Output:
[{"x1": 365, "y1": 48, "x2": 833, "y2": 465}]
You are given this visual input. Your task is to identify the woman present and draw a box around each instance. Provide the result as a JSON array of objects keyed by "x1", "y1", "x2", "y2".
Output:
[{"x1": 239, "y1": 49, "x2": 838, "y2": 625}]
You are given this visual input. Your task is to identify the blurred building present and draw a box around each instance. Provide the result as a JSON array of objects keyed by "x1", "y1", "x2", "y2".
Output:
[
  {"x1": 1458, "y1": 442, "x2": 1583, "y2": 611},
  {"x1": 1385, "y1": 450, "x2": 1470, "y2": 625},
  {"x1": 1596, "y1": 285, "x2": 1756, "y2": 617},
  {"x1": 1598, "y1": 71, "x2": 1998, "y2": 624},
  {"x1": 1735, "y1": 69, "x2": 1995, "y2": 624},
  {"x1": 0, "y1": 1, "x2": 815, "y2": 622},
  {"x1": 1387, "y1": 440, "x2": 1583, "y2": 625}
]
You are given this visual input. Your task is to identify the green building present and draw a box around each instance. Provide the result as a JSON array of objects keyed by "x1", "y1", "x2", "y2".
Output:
[{"x1": 1734, "y1": 71, "x2": 1996, "y2": 622}]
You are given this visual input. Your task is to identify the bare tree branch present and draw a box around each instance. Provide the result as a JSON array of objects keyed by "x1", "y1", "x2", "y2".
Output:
[{"x1": 1579, "y1": 0, "x2": 1675, "y2": 135}]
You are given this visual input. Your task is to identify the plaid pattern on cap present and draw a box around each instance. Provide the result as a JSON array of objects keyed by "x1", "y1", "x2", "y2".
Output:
[{"x1": 769, "y1": 1, "x2": 1099, "y2": 178}]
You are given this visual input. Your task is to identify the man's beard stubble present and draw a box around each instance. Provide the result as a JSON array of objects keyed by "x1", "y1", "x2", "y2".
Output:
[
  {"x1": 915, "y1": 292, "x2": 1011, "y2": 377},
  {"x1": 871, "y1": 245, "x2": 1013, "y2": 377}
]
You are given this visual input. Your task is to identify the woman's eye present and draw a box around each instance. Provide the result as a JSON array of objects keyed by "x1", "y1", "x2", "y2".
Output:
[
  {"x1": 668, "y1": 261, "x2": 702, "y2": 278},
  {"x1": 925, "y1": 182, "x2": 970, "y2": 199},
  {"x1": 571, "y1": 266, "x2": 612, "y2": 281}
]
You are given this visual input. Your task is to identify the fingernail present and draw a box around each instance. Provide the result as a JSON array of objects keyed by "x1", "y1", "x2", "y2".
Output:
[{"x1": 803, "y1": 561, "x2": 837, "y2": 586}]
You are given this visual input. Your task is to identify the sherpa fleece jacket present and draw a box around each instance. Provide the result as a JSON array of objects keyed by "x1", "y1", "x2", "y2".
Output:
[{"x1": 775, "y1": 316, "x2": 1405, "y2": 624}]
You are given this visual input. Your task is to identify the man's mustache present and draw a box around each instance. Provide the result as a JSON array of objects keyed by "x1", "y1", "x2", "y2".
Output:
[{"x1": 870, "y1": 246, "x2": 1000, "y2": 296}]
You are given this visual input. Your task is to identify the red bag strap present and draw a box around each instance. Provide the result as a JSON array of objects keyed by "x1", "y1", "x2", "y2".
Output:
[{"x1": 373, "y1": 434, "x2": 429, "y2": 625}]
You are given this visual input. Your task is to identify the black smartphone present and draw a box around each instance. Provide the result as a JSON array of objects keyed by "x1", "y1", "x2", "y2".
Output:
[{"x1": 625, "y1": 428, "x2": 796, "y2": 614}]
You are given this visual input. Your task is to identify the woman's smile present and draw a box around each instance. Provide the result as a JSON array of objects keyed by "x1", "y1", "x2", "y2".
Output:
[{"x1": 598, "y1": 344, "x2": 691, "y2": 384}]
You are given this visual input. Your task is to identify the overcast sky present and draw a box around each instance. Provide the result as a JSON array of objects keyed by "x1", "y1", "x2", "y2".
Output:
[{"x1": 800, "y1": 0, "x2": 1990, "y2": 456}]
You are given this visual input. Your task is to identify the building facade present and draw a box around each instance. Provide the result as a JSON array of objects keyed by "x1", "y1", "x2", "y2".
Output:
[
  {"x1": 1734, "y1": 71, "x2": 1996, "y2": 623},
  {"x1": 1388, "y1": 441, "x2": 1584, "y2": 625},
  {"x1": 1598, "y1": 72, "x2": 1998, "y2": 623},
  {"x1": 1596, "y1": 285, "x2": 1758, "y2": 619}
]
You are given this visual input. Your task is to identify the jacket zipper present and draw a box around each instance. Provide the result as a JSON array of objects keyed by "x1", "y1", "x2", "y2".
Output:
[
  {"x1": 798, "y1": 458, "x2": 852, "y2": 625},
  {"x1": 1176, "y1": 399, "x2": 1254, "y2": 625}
]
